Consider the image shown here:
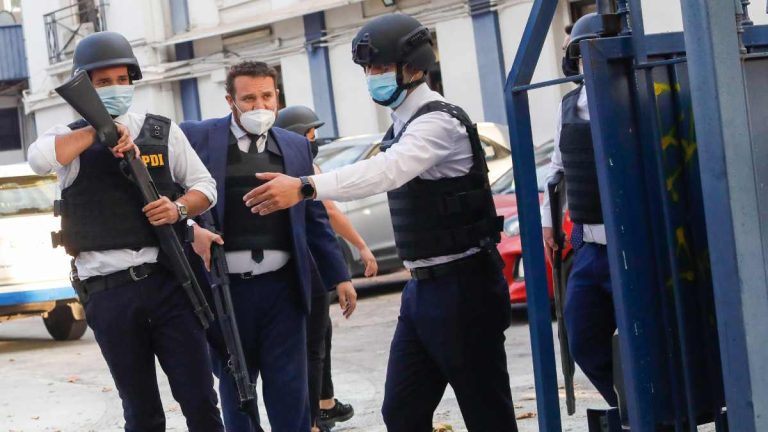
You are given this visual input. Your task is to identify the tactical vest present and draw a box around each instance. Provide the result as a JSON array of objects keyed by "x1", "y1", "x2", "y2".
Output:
[
  {"x1": 54, "y1": 114, "x2": 182, "y2": 256},
  {"x1": 560, "y1": 85, "x2": 604, "y2": 224},
  {"x1": 222, "y1": 133, "x2": 291, "y2": 260},
  {"x1": 381, "y1": 101, "x2": 503, "y2": 261}
]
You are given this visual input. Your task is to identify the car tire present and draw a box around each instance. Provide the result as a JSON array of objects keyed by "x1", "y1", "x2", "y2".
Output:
[{"x1": 43, "y1": 302, "x2": 87, "y2": 341}]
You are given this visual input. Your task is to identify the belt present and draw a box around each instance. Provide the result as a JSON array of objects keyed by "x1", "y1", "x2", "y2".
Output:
[
  {"x1": 409, "y1": 251, "x2": 494, "y2": 281},
  {"x1": 77, "y1": 263, "x2": 162, "y2": 301}
]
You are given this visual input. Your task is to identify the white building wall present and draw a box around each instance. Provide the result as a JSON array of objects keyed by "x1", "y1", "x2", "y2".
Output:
[
  {"x1": 188, "y1": 0, "x2": 221, "y2": 29},
  {"x1": 498, "y1": 1, "x2": 563, "y2": 146},
  {"x1": 281, "y1": 53, "x2": 314, "y2": 109},
  {"x1": 435, "y1": 16, "x2": 485, "y2": 122},
  {"x1": 19, "y1": 0, "x2": 57, "y2": 92}
]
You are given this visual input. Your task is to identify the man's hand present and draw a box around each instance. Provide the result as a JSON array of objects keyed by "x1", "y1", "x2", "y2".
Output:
[
  {"x1": 359, "y1": 247, "x2": 378, "y2": 278},
  {"x1": 543, "y1": 227, "x2": 558, "y2": 264},
  {"x1": 336, "y1": 281, "x2": 357, "y2": 319},
  {"x1": 111, "y1": 123, "x2": 140, "y2": 159},
  {"x1": 243, "y1": 173, "x2": 303, "y2": 215},
  {"x1": 192, "y1": 224, "x2": 224, "y2": 271},
  {"x1": 143, "y1": 196, "x2": 179, "y2": 226}
]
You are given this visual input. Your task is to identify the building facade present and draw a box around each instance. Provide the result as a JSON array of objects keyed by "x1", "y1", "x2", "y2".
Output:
[{"x1": 18, "y1": 0, "x2": 752, "y2": 156}]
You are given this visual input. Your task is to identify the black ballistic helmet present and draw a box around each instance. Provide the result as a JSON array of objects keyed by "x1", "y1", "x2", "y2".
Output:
[
  {"x1": 275, "y1": 105, "x2": 325, "y2": 136},
  {"x1": 352, "y1": 14, "x2": 434, "y2": 106},
  {"x1": 565, "y1": 13, "x2": 606, "y2": 61},
  {"x1": 72, "y1": 31, "x2": 142, "y2": 80},
  {"x1": 352, "y1": 14, "x2": 435, "y2": 71}
]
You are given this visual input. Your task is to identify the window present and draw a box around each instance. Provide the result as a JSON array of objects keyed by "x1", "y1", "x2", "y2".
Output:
[
  {"x1": 0, "y1": 108, "x2": 21, "y2": 152},
  {"x1": 569, "y1": 0, "x2": 597, "y2": 22},
  {"x1": 273, "y1": 64, "x2": 287, "y2": 109}
]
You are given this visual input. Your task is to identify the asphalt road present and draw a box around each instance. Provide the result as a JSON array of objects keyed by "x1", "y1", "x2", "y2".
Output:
[{"x1": 0, "y1": 273, "x2": 609, "y2": 432}]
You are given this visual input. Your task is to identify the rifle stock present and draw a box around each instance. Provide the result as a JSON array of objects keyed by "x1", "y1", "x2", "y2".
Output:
[
  {"x1": 548, "y1": 171, "x2": 576, "y2": 415},
  {"x1": 54, "y1": 70, "x2": 213, "y2": 328},
  {"x1": 209, "y1": 240, "x2": 260, "y2": 424}
]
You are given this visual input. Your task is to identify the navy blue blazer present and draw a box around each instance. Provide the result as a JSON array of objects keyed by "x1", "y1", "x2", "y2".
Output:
[{"x1": 180, "y1": 114, "x2": 349, "y2": 312}]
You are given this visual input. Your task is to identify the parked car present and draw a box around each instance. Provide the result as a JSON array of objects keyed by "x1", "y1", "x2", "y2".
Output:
[
  {"x1": 491, "y1": 151, "x2": 574, "y2": 304},
  {"x1": 315, "y1": 123, "x2": 514, "y2": 277},
  {"x1": 0, "y1": 163, "x2": 86, "y2": 340}
]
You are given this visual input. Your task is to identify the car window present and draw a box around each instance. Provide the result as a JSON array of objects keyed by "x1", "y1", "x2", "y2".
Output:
[
  {"x1": 315, "y1": 145, "x2": 374, "y2": 171},
  {"x1": 480, "y1": 137, "x2": 511, "y2": 162},
  {"x1": 491, "y1": 163, "x2": 550, "y2": 195},
  {"x1": 0, "y1": 175, "x2": 57, "y2": 218}
]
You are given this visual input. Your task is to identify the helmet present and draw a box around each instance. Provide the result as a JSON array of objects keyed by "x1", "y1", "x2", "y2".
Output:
[
  {"x1": 352, "y1": 14, "x2": 435, "y2": 71},
  {"x1": 565, "y1": 13, "x2": 608, "y2": 61},
  {"x1": 275, "y1": 106, "x2": 325, "y2": 136},
  {"x1": 72, "y1": 31, "x2": 142, "y2": 80}
]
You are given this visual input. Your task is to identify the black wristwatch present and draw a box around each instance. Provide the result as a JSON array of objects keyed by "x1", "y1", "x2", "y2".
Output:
[{"x1": 299, "y1": 176, "x2": 316, "y2": 200}]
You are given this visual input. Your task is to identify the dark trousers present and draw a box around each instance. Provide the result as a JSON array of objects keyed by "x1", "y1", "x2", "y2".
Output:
[
  {"x1": 213, "y1": 266, "x2": 311, "y2": 432},
  {"x1": 320, "y1": 317, "x2": 334, "y2": 400},
  {"x1": 382, "y1": 255, "x2": 518, "y2": 431},
  {"x1": 564, "y1": 243, "x2": 618, "y2": 406},
  {"x1": 307, "y1": 291, "x2": 331, "y2": 424},
  {"x1": 84, "y1": 270, "x2": 223, "y2": 432}
]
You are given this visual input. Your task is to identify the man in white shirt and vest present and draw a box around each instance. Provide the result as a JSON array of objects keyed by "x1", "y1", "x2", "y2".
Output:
[
  {"x1": 240, "y1": 14, "x2": 519, "y2": 432},
  {"x1": 27, "y1": 31, "x2": 223, "y2": 431},
  {"x1": 542, "y1": 13, "x2": 618, "y2": 407}
]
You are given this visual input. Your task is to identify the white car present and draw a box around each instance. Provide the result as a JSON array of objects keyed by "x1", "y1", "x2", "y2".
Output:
[
  {"x1": 0, "y1": 163, "x2": 86, "y2": 340},
  {"x1": 315, "y1": 123, "x2": 513, "y2": 276}
]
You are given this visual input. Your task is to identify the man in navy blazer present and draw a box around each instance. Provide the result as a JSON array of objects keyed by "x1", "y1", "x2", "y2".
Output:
[{"x1": 180, "y1": 61, "x2": 354, "y2": 432}]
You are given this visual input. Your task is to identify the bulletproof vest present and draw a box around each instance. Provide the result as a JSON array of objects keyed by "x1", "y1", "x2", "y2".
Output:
[
  {"x1": 222, "y1": 132, "x2": 291, "y2": 259},
  {"x1": 560, "y1": 85, "x2": 604, "y2": 224},
  {"x1": 381, "y1": 101, "x2": 503, "y2": 261},
  {"x1": 54, "y1": 114, "x2": 182, "y2": 256}
]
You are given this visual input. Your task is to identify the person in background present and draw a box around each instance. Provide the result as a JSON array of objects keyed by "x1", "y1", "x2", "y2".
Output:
[{"x1": 275, "y1": 105, "x2": 376, "y2": 431}]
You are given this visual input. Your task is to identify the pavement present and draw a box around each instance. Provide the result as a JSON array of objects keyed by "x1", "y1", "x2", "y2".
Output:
[{"x1": 0, "y1": 272, "x2": 610, "y2": 432}]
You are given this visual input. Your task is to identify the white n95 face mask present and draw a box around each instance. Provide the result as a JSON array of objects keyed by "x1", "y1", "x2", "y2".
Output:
[{"x1": 233, "y1": 103, "x2": 275, "y2": 136}]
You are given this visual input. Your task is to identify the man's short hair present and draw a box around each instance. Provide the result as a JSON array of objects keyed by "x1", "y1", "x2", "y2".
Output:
[
  {"x1": 565, "y1": 24, "x2": 574, "y2": 35},
  {"x1": 225, "y1": 61, "x2": 278, "y2": 96}
]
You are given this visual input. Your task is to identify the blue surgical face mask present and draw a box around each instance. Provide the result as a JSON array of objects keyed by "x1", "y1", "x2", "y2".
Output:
[
  {"x1": 367, "y1": 72, "x2": 407, "y2": 109},
  {"x1": 95, "y1": 84, "x2": 134, "y2": 116}
]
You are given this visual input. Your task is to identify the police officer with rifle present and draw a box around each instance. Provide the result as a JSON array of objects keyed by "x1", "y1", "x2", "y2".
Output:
[
  {"x1": 542, "y1": 13, "x2": 618, "y2": 407},
  {"x1": 243, "y1": 14, "x2": 519, "y2": 431},
  {"x1": 27, "y1": 31, "x2": 224, "y2": 431}
]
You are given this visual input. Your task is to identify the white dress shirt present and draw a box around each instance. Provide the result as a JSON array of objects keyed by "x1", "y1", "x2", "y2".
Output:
[
  {"x1": 311, "y1": 83, "x2": 481, "y2": 268},
  {"x1": 224, "y1": 119, "x2": 291, "y2": 275},
  {"x1": 540, "y1": 85, "x2": 607, "y2": 245},
  {"x1": 27, "y1": 111, "x2": 217, "y2": 279}
]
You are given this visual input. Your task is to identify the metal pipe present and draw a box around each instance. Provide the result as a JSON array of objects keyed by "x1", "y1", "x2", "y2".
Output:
[
  {"x1": 633, "y1": 57, "x2": 687, "y2": 69},
  {"x1": 596, "y1": 0, "x2": 616, "y2": 15},
  {"x1": 616, "y1": 0, "x2": 631, "y2": 35},
  {"x1": 510, "y1": 74, "x2": 583, "y2": 93}
]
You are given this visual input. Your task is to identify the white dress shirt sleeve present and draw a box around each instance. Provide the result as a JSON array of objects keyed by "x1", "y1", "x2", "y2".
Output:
[
  {"x1": 540, "y1": 101, "x2": 565, "y2": 228},
  {"x1": 312, "y1": 112, "x2": 466, "y2": 202},
  {"x1": 27, "y1": 124, "x2": 81, "y2": 189},
  {"x1": 167, "y1": 121, "x2": 217, "y2": 208}
]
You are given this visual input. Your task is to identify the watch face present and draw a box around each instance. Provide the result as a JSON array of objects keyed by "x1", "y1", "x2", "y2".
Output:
[{"x1": 301, "y1": 182, "x2": 314, "y2": 197}]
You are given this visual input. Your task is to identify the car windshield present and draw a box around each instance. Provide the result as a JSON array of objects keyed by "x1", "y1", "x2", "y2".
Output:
[
  {"x1": 491, "y1": 162, "x2": 551, "y2": 195},
  {"x1": 315, "y1": 135, "x2": 382, "y2": 171},
  {"x1": 0, "y1": 175, "x2": 57, "y2": 218}
]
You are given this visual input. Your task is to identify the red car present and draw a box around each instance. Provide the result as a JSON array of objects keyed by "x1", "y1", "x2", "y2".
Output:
[{"x1": 491, "y1": 162, "x2": 574, "y2": 304}]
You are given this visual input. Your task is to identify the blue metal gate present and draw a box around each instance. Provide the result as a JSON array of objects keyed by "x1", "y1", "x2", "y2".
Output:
[{"x1": 505, "y1": 1, "x2": 768, "y2": 431}]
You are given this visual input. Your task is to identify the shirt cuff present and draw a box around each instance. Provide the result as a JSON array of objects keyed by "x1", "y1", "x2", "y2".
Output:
[
  {"x1": 540, "y1": 208, "x2": 553, "y2": 228},
  {"x1": 311, "y1": 172, "x2": 339, "y2": 201}
]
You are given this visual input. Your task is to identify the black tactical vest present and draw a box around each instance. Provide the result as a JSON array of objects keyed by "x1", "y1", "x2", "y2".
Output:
[
  {"x1": 222, "y1": 132, "x2": 291, "y2": 260},
  {"x1": 560, "y1": 85, "x2": 604, "y2": 224},
  {"x1": 55, "y1": 114, "x2": 182, "y2": 256},
  {"x1": 381, "y1": 101, "x2": 503, "y2": 261}
]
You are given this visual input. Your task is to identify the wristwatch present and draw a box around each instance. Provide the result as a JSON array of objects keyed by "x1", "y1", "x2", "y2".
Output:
[
  {"x1": 299, "y1": 176, "x2": 316, "y2": 200},
  {"x1": 174, "y1": 201, "x2": 188, "y2": 221}
]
